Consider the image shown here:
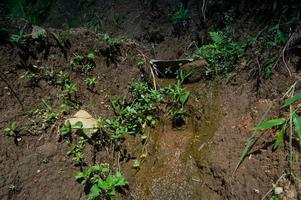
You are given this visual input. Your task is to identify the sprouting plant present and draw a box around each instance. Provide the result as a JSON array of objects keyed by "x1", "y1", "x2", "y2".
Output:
[
  {"x1": 56, "y1": 71, "x2": 69, "y2": 86},
  {"x1": 60, "y1": 120, "x2": 72, "y2": 138},
  {"x1": 40, "y1": 99, "x2": 61, "y2": 124},
  {"x1": 20, "y1": 71, "x2": 39, "y2": 84},
  {"x1": 84, "y1": 77, "x2": 97, "y2": 89},
  {"x1": 51, "y1": 32, "x2": 69, "y2": 50},
  {"x1": 44, "y1": 67, "x2": 56, "y2": 84},
  {"x1": 161, "y1": 70, "x2": 190, "y2": 126},
  {"x1": 8, "y1": 184, "x2": 17, "y2": 193},
  {"x1": 132, "y1": 160, "x2": 140, "y2": 169},
  {"x1": 4, "y1": 121, "x2": 18, "y2": 137},
  {"x1": 10, "y1": 30, "x2": 29, "y2": 46},
  {"x1": 70, "y1": 53, "x2": 95, "y2": 74},
  {"x1": 101, "y1": 32, "x2": 123, "y2": 58},
  {"x1": 137, "y1": 59, "x2": 145, "y2": 69},
  {"x1": 75, "y1": 163, "x2": 128, "y2": 199},
  {"x1": 67, "y1": 136, "x2": 87, "y2": 168},
  {"x1": 87, "y1": 52, "x2": 95, "y2": 61},
  {"x1": 63, "y1": 82, "x2": 77, "y2": 100},
  {"x1": 171, "y1": 7, "x2": 191, "y2": 27},
  {"x1": 36, "y1": 31, "x2": 46, "y2": 40}
]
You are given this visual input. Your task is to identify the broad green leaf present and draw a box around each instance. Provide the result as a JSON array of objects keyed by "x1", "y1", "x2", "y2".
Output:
[
  {"x1": 179, "y1": 91, "x2": 190, "y2": 105},
  {"x1": 255, "y1": 118, "x2": 286, "y2": 130},
  {"x1": 272, "y1": 123, "x2": 287, "y2": 150},
  {"x1": 282, "y1": 93, "x2": 301, "y2": 108},
  {"x1": 73, "y1": 121, "x2": 83, "y2": 129},
  {"x1": 89, "y1": 184, "x2": 101, "y2": 198},
  {"x1": 4, "y1": 128, "x2": 11, "y2": 133},
  {"x1": 11, "y1": 121, "x2": 17, "y2": 130},
  {"x1": 293, "y1": 113, "x2": 301, "y2": 139}
]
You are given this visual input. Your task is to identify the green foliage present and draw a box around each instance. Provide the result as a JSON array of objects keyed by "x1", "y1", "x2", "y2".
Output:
[
  {"x1": 161, "y1": 71, "x2": 191, "y2": 124},
  {"x1": 84, "y1": 77, "x2": 97, "y2": 89},
  {"x1": 75, "y1": 163, "x2": 128, "y2": 199},
  {"x1": 67, "y1": 136, "x2": 87, "y2": 164},
  {"x1": 132, "y1": 160, "x2": 140, "y2": 169},
  {"x1": 4, "y1": 121, "x2": 17, "y2": 137},
  {"x1": 60, "y1": 120, "x2": 72, "y2": 138},
  {"x1": 10, "y1": 30, "x2": 29, "y2": 46},
  {"x1": 8, "y1": 0, "x2": 52, "y2": 25},
  {"x1": 20, "y1": 71, "x2": 40, "y2": 83},
  {"x1": 171, "y1": 7, "x2": 191, "y2": 26},
  {"x1": 51, "y1": 32, "x2": 69, "y2": 50},
  {"x1": 70, "y1": 52, "x2": 95, "y2": 74},
  {"x1": 107, "y1": 83, "x2": 162, "y2": 141},
  {"x1": 193, "y1": 30, "x2": 246, "y2": 77}
]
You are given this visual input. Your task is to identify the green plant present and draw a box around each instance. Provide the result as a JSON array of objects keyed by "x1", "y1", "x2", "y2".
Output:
[
  {"x1": 4, "y1": 121, "x2": 18, "y2": 137},
  {"x1": 44, "y1": 67, "x2": 56, "y2": 84},
  {"x1": 235, "y1": 82, "x2": 301, "y2": 174},
  {"x1": 193, "y1": 30, "x2": 246, "y2": 77},
  {"x1": 20, "y1": 71, "x2": 40, "y2": 84},
  {"x1": 51, "y1": 32, "x2": 69, "y2": 50},
  {"x1": 10, "y1": 31, "x2": 29, "y2": 46},
  {"x1": 63, "y1": 82, "x2": 77, "y2": 101},
  {"x1": 171, "y1": 7, "x2": 191, "y2": 26},
  {"x1": 60, "y1": 120, "x2": 72, "y2": 138},
  {"x1": 70, "y1": 53, "x2": 95, "y2": 74},
  {"x1": 67, "y1": 136, "x2": 87, "y2": 167},
  {"x1": 84, "y1": 77, "x2": 97, "y2": 89},
  {"x1": 8, "y1": 0, "x2": 52, "y2": 25},
  {"x1": 56, "y1": 71, "x2": 69, "y2": 86},
  {"x1": 161, "y1": 70, "x2": 190, "y2": 125},
  {"x1": 132, "y1": 160, "x2": 140, "y2": 169},
  {"x1": 87, "y1": 52, "x2": 95, "y2": 61},
  {"x1": 75, "y1": 163, "x2": 128, "y2": 199}
]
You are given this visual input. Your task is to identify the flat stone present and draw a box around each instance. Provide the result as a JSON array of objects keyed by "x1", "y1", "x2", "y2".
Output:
[
  {"x1": 181, "y1": 59, "x2": 208, "y2": 83},
  {"x1": 67, "y1": 110, "x2": 98, "y2": 137}
]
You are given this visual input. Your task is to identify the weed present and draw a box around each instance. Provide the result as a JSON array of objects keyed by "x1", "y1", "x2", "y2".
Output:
[
  {"x1": 132, "y1": 160, "x2": 140, "y2": 169},
  {"x1": 51, "y1": 32, "x2": 69, "y2": 50},
  {"x1": 8, "y1": 184, "x2": 17, "y2": 193},
  {"x1": 63, "y1": 82, "x2": 77, "y2": 104},
  {"x1": 70, "y1": 52, "x2": 95, "y2": 74},
  {"x1": 10, "y1": 31, "x2": 29, "y2": 46},
  {"x1": 60, "y1": 120, "x2": 72, "y2": 138},
  {"x1": 67, "y1": 136, "x2": 87, "y2": 168},
  {"x1": 44, "y1": 67, "x2": 56, "y2": 84},
  {"x1": 56, "y1": 71, "x2": 70, "y2": 86},
  {"x1": 20, "y1": 71, "x2": 40, "y2": 84},
  {"x1": 87, "y1": 52, "x2": 95, "y2": 61},
  {"x1": 75, "y1": 163, "x2": 128, "y2": 199},
  {"x1": 84, "y1": 77, "x2": 97, "y2": 89},
  {"x1": 171, "y1": 7, "x2": 191, "y2": 27},
  {"x1": 193, "y1": 30, "x2": 246, "y2": 77},
  {"x1": 4, "y1": 121, "x2": 18, "y2": 137},
  {"x1": 161, "y1": 70, "x2": 191, "y2": 126}
]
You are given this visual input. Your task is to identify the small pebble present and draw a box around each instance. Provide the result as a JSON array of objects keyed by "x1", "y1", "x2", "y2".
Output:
[{"x1": 275, "y1": 187, "x2": 283, "y2": 195}]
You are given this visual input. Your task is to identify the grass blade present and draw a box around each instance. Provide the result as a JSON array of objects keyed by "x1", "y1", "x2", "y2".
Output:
[
  {"x1": 272, "y1": 123, "x2": 287, "y2": 150},
  {"x1": 255, "y1": 118, "x2": 286, "y2": 130},
  {"x1": 282, "y1": 92, "x2": 301, "y2": 108},
  {"x1": 293, "y1": 113, "x2": 301, "y2": 139}
]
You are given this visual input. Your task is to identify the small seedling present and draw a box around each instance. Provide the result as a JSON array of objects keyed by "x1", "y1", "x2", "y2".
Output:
[
  {"x1": 171, "y1": 7, "x2": 191, "y2": 27},
  {"x1": 132, "y1": 160, "x2": 140, "y2": 169},
  {"x1": 10, "y1": 31, "x2": 29, "y2": 46},
  {"x1": 87, "y1": 52, "x2": 95, "y2": 61},
  {"x1": 84, "y1": 77, "x2": 97, "y2": 89},
  {"x1": 67, "y1": 136, "x2": 87, "y2": 169},
  {"x1": 60, "y1": 120, "x2": 72, "y2": 138},
  {"x1": 4, "y1": 121, "x2": 18, "y2": 137}
]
